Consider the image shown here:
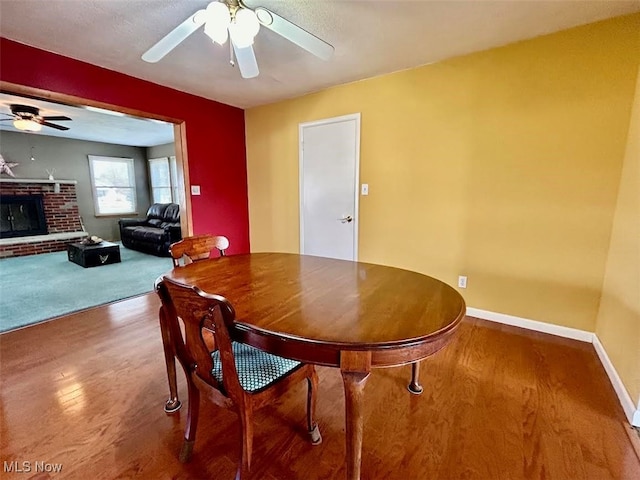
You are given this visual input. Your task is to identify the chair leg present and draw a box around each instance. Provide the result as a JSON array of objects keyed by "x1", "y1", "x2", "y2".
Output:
[
  {"x1": 236, "y1": 405, "x2": 254, "y2": 479},
  {"x1": 159, "y1": 306, "x2": 181, "y2": 413},
  {"x1": 307, "y1": 367, "x2": 322, "y2": 445},
  {"x1": 179, "y1": 375, "x2": 200, "y2": 463}
]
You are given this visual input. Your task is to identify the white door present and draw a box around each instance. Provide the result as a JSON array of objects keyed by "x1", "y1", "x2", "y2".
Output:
[{"x1": 299, "y1": 113, "x2": 360, "y2": 261}]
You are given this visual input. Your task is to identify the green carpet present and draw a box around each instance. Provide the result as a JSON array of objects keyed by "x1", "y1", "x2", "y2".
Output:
[{"x1": 0, "y1": 244, "x2": 173, "y2": 333}]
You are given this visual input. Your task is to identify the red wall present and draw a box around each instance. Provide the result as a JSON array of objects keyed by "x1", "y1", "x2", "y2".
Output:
[{"x1": 0, "y1": 38, "x2": 250, "y2": 253}]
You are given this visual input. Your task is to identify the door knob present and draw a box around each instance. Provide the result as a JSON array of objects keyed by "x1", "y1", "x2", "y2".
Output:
[{"x1": 339, "y1": 215, "x2": 353, "y2": 223}]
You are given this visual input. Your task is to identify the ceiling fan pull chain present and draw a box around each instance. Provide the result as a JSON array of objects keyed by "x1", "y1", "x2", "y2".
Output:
[{"x1": 229, "y1": 39, "x2": 235, "y2": 67}]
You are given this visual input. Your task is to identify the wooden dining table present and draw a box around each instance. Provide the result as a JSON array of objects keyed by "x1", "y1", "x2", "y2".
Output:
[{"x1": 158, "y1": 252, "x2": 466, "y2": 480}]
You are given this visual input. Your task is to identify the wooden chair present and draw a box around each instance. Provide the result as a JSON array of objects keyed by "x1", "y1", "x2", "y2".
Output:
[
  {"x1": 162, "y1": 234, "x2": 231, "y2": 411},
  {"x1": 170, "y1": 234, "x2": 230, "y2": 267},
  {"x1": 156, "y1": 277, "x2": 322, "y2": 478}
]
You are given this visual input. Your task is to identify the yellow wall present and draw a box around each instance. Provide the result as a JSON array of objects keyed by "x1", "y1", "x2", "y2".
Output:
[
  {"x1": 596, "y1": 63, "x2": 640, "y2": 405},
  {"x1": 245, "y1": 14, "x2": 640, "y2": 331}
]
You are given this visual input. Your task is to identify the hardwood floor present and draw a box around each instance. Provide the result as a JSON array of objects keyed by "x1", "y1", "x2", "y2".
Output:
[{"x1": 1, "y1": 294, "x2": 638, "y2": 479}]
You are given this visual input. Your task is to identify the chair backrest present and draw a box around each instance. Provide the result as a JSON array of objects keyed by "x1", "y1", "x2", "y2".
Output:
[
  {"x1": 170, "y1": 234, "x2": 230, "y2": 267},
  {"x1": 156, "y1": 277, "x2": 243, "y2": 397}
]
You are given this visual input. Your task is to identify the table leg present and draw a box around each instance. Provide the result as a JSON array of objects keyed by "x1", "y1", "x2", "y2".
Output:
[
  {"x1": 159, "y1": 305, "x2": 181, "y2": 413},
  {"x1": 340, "y1": 351, "x2": 371, "y2": 480},
  {"x1": 407, "y1": 361, "x2": 424, "y2": 395}
]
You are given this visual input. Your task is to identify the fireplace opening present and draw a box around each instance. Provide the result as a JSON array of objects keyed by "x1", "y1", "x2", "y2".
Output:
[{"x1": 0, "y1": 195, "x2": 48, "y2": 239}]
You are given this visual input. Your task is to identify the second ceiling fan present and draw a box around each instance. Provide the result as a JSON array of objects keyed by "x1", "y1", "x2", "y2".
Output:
[
  {"x1": 0, "y1": 104, "x2": 71, "y2": 132},
  {"x1": 142, "y1": 0, "x2": 334, "y2": 79}
]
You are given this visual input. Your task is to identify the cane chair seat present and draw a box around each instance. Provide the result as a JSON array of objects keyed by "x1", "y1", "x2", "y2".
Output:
[{"x1": 211, "y1": 342, "x2": 302, "y2": 393}]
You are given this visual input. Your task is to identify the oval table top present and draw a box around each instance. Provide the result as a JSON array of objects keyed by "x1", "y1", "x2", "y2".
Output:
[{"x1": 162, "y1": 252, "x2": 466, "y2": 367}]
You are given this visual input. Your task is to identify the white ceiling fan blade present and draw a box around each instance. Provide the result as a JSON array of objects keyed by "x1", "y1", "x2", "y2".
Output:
[
  {"x1": 232, "y1": 43, "x2": 259, "y2": 79},
  {"x1": 142, "y1": 9, "x2": 207, "y2": 63},
  {"x1": 254, "y1": 7, "x2": 334, "y2": 61}
]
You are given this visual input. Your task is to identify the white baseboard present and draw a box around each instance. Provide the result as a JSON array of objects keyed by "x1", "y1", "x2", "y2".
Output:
[
  {"x1": 592, "y1": 335, "x2": 640, "y2": 427},
  {"x1": 466, "y1": 307, "x2": 594, "y2": 343},
  {"x1": 466, "y1": 307, "x2": 639, "y2": 427}
]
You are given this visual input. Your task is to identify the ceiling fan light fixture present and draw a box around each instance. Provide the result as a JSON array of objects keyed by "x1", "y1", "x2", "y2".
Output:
[
  {"x1": 235, "y1": 8, "x2": 260, "y2": 37},
  {"x1": 204, "y1": 1, "x2": 231, "y2": 44},
  {"x1": 205, "y1": 23, "x2": 229, "y2": 45},
  {"x1": 13, "y1": 119, "x2": 42, "y2": 132},
  {"x1": 229, "y1": 9, "x2": 260, "y2": 48}
]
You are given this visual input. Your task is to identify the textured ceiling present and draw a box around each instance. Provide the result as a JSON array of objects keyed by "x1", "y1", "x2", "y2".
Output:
[{"x1": 1, "y1": 1, "x2": 639, "y2": 109}]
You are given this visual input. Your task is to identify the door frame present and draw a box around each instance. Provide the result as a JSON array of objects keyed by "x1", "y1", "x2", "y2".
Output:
[
  {"x1": 0, "y1": 80, "x2": 192, "y2": 236},
  {"x1": 299, "y1": 112, "x2": 361, "y2": 260}
]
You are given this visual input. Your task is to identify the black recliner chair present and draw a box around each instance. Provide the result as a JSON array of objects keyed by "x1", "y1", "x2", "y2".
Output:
[{"x1": 118, "y1": 203, "x2": 182, "y2": 257}]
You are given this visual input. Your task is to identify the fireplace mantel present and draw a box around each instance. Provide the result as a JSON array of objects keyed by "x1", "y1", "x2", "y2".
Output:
[
  {"x1": 0, "y1": 178, "x2": 77, "y2": 185},
  {"x1": 1, "y1": 178, "x2": 78, "y2": 195}
]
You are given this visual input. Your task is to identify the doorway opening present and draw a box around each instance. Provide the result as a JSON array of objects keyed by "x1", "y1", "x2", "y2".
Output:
[{"x1": 0, "y1": 85, "x2": 192, "y2": 244}]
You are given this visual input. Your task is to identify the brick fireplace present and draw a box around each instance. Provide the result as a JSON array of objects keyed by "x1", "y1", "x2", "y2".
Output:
[{"x1": 0, "y1": 179, "x2": 87, "y2": 258}]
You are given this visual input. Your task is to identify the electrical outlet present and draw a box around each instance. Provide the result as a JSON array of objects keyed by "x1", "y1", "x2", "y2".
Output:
[
  {"x1": 458, "y1": 275, "x2": 467, "y2": 289},
  {"x1": 361, "y1": 184, "x2": 369, "y2": 196},
  {"x1": 191, "y1": 185, "x2": 201, "y2": 195}
]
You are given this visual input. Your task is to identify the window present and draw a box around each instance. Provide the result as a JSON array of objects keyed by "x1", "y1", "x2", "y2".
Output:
[
  {"x1": 149, "y1": 156, "x2": 179, "y2": 203},
  {"x1": 88, "y1": 155, "x2": 137, "y2": 215}
]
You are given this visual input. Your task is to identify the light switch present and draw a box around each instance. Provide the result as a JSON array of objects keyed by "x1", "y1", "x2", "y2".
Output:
[
  {"x1": 191, "y1": 185, "x2": 201, "y2": 195},
  {"x1": 361, "y1": 184, "x2": 369, "y2": 196}
]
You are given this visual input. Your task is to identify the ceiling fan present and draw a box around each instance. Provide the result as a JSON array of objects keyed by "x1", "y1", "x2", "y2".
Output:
[
  {"x1": 0, "y1": 104, "x2": 72, "y2": 132},
  {"x1": 142, "y1": 0, "x2": 334, "y2": 79}
]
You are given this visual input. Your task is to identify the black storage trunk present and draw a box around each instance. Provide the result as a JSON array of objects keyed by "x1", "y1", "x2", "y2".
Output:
[{"x1": 67, "y1": 241, "x2": 121, "y2": 268}]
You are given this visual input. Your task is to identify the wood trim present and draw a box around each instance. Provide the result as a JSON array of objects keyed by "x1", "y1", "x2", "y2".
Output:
[
  {"x1": 174, "y1": 122, "x2": 193, "y2": 236},
  {"x1": 0, "y1": 81, "x2": 181, "y2": 124}
]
